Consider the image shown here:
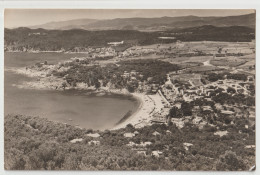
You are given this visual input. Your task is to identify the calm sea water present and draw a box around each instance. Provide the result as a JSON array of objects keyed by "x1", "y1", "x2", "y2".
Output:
[{"x1": 4, "y1": 52, "x2": 138, "y2": 130}]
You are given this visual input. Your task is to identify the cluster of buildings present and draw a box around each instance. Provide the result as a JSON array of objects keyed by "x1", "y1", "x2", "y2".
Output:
[
  {"x1": 69, "y1": 47, "x2": 117, "y2": 58},
  {"x1": 118, "y1": 47, "x2": 156, "y2": 58},
  {"x1": 162, "y1": 72, "x2": 254, "y2": 103},
  {"x1": 120, "y1": 70, "x2": 160, "y2": 94},
  {"x1": 124, "y1": 130, "x2": 165, "y2": 157},
  {"x1": 155, "y1": 69, "x2": 255, "y2": 129}
]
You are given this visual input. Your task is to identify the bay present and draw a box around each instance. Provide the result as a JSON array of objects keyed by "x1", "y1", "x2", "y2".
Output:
[{"x1": 4, "y1": 52, "x2": 138, "y2": 130}]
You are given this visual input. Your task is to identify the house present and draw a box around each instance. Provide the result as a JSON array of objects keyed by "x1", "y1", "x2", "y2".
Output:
[
  {"x1": 166, "y1": 130, "x2": 172, "y2": 134},
  {"x1": 215, "y1": 103, "x2": 223, "y2": 110},
  {"x1": 134, "y1": 131, "x2": 139, "y2": 135},
  {"x1": 152, "y1": 114, "x2": 166, "y2": 122},
  {"x1": 137, "y1": 150, "x2": 147, "y2": 156},
  {"x1": 202, "y1": 106, "x2": 213, "y2": 111},
  {"x1": 113, "y1": 74, "x2": 117, "y2": 78},
  {"x1": 130, "y1": 70, "x2": 137, "y2": 76},
  {"x1": 122, "y1": 72, "x2": 130, "y2": 78},
  {"x1": 221, "y1": 110, "x2": 235, "y2": 115},
  {"x1": 174, "y1": 102, "x2": 182, "y2": 109},
  {"x1": 192, "y1": 116, "x2": 203, "y2": 124},
  {"x1": 152, "y1": 131, "x2": 161, "y2": 136},
  {"x1": 70, "y1": 138, "x2": 83, "y2": 143},
  {"x1": 204, "y1": 98, "x2": 212, "y2": 101},
  {"x1": 144, "y1": 85, "x2": 152, "y2": 92},
  {"x1": 147, "y1": 77, "x2": 153, "y2": 82},
  {"x1": 218, "y1": 80, "x2": 224, "y2": 84},
  {"x1": 124, "y1": 132, "x2": 135, "y2": 138},
  {"x1": 131, "y1": 77, "x2": 137, "y2": 81},
  {"x1": 183, "y1": 143, "x2": 193, "y2": 151},
  {"x1": 88, "y1": 140, "x2": 100, "y2": 146},
  {"x1": 143, "y1": 141, "x2": 152, "y2": 146},
  {"x1": 151, "y1": 150, "x2": 163, "y2": 158},
  {"x1": 198, "y1": 121, "x2": 208, "y2": 130},
  {"x1": 86, "y1": 133, "x2": 100, "y2": 138},
  {"x1": 127, "y1": 141, "x2": 136, "y2": 147},
  {"x1": 132, "y1": 148, "x2": 147, "y2": 156},
  {"x1": 140, "y1": 141, "x2": 152, "y2": 147},
  {"x1": 171, "y1": 118, "x2": 185, "y2": 129},
  {"x1": 245, "y1": 145, "x2": 255, "y2": 149},
  {"x1": 214, "y1": 130, "x2": 228, "y2": 137}
]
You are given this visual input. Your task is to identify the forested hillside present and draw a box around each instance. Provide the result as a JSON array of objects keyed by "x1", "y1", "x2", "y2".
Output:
[
  {"x1": 164, "y1": 25, "x2": 255, "y2": 42},
  {"x1": 5, "y1": 115, "x2": 255, "y2": 170},
  {"x1": 4, "y1": 25, "x2": 255, "y2": 52}
]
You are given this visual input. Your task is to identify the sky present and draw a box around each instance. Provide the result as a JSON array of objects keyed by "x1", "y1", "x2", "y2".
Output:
[{"x1": 4, "y1": 9, "x2": 255, "y2": 28}]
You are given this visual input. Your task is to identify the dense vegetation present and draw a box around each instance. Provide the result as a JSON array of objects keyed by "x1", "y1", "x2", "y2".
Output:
[
  {"x1": 53, "y1": 59, "x2": 180, "y2": 91},
  {"x1": 118, "y1": 59, "x2": 179, "y2": 84},
  {"x1": 5, "y1": 25, "x2": 255, "y2": 52},
  {"x1": 5, "y1": 114, "x2": 255, "y2": 170},
  {"x1": 4, "y1": 28, "x2": 166, "y2": 51},
  {"x1": 167, "y1": 25, "x2": 255, "y2": 42},
  {"x1": 207, "y1": 72, "x2": 250, "y2": 82}
]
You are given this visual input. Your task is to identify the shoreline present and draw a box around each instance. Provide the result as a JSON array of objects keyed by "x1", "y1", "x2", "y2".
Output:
[
  {"x1": 5, "y1": 67, "x2": 157, "y2": 130},
  {"x1": 111, "y1": 92, "x2": 166, "y2": 130},
  {"x1": 111, "y1": 92, "x2": 145, "y2": 130}
]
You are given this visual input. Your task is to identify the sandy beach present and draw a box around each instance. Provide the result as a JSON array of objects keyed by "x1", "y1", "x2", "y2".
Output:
[
  {"x1": 7, "y1": 65, "x2": 166, "y2": 130},
  {"x1": 112, "y1": 92, "x2": 165, "y2": 130}
]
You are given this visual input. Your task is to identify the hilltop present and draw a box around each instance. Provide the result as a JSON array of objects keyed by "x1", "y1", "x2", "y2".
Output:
[{"x1": 26, "y1": 13, "x2": 255, "y2": 31}]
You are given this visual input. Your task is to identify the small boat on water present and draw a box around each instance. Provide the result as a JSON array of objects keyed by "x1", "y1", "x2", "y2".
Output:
[{"x1": 69, "y1": 118, "x2": 73, "y2": 121}]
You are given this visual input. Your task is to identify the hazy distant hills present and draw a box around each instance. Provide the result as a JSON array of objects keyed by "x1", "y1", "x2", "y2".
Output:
[
  {"x1": 30, "y1": 19, "x2": 98, "y2": 30},
  {"x1": 28, "y1": 13, "x2": 255, "y2": 31}
]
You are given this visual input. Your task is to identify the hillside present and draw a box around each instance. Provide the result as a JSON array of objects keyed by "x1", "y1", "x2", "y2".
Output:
[
  {"x1": 4, "y1": 25, "x2": 254, "y2": 52},
  {"x1": 4, "y1": 28, "x2": 161, "y2": 51},
  {"x1": 27, "y1": 13, "x2": 255, "y2": 31},
  {"x1": 164, "y1": 25, "x2": 255, "y2": 42},
  {"x1": 4, "y1": 114, "x2": 255, "y2": 170}
]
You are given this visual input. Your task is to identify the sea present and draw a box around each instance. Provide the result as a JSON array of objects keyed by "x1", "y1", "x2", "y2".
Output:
[{"x1": 4, "y1": 52, "x2": 138, "y2": 130}]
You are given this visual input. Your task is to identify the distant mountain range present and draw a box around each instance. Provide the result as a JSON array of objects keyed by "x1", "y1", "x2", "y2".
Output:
[
  {"x1": 30, "y1": 19, "x2": 98, "y2": 30},
  {"x1": 28, "y1": 13, "x2": 255, "y2": 31}
]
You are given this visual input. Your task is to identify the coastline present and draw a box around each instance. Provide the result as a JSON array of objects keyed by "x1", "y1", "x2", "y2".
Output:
[
  {"x1": 5, "y1": 64, "x2": 165, "y2": 130},
  {"x1": 111, "y1": 92, "x2": 166, "y2": 130},
  {"x1": 94, "y1": 89, "x2": 156, "y2": 130},
  {"x1": 111, "y1": 93, "x2": 145, "y2": 130}
]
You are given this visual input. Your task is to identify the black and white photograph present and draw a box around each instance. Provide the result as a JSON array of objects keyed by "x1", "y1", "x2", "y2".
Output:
[{"x1": 4, "y1": 8, "x2": 256, "y2": 171}]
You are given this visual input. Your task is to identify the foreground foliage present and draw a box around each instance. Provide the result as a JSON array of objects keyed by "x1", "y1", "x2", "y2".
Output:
[{"x1": 4, "y1": 114, "x2": 255, "y2": 170}]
